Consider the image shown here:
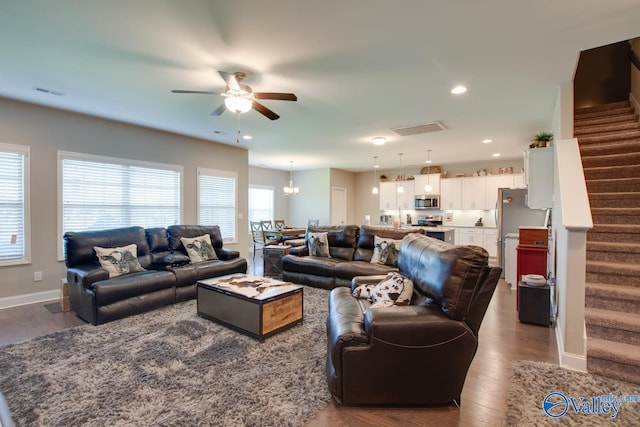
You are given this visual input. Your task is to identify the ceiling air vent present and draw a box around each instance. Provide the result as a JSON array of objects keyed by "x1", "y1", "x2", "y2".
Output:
[
  {"x1": 391, "y1": 121, "x2": 447, "y2": 137},
  {"x1": 33, "y1": 86, "x2": 65, "y2": 96}
]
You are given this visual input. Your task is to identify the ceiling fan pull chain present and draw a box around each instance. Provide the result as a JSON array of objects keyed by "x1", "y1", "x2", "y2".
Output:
[{"x1": 236, "y1": 112, "x2": 241, "y2": 143}]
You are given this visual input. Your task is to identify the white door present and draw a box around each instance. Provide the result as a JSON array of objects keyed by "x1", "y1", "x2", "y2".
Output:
[{"x1": 331, "y1": 187, "x2": 347, "y2": 225}]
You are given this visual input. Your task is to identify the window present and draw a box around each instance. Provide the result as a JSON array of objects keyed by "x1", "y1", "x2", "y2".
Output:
[
  {"x1": 59, "y1": 151, "x2": 182, "y2": 255},
  {"x1": 0, "y1": 143, "x2": 30, "y2": 266},
  {"x1": 198, "y1": 168, "x2": 237, "y2": 242},
  {"x1": 248, "y1": 186, "x2": 274, "y2": 225}
]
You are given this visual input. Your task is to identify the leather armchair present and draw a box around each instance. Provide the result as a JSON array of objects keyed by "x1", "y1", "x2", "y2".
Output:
[{"x1": 326, "y1": 233, "x2": 502, "y2": 406}]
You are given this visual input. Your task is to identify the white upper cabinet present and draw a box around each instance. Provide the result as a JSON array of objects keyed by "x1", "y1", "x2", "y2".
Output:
[
  {"x1": 379, "y1": 181, "x2": 396, "y2": 210},
  {"x1": 485, "y1": 175, "x2": 515, "y2": 209},
  {"x1": 397, "y1": 180, "x2": 415, "y2": 209},
  {"x1": 461, "y1": 177, "x2": 486, "y2": 210},
  {"x1": 379, "y1": 180, "x2": 415, "y2": 210},
  {"x1": 413, "y1": 174, "x2": 441, "y2": 196},
  {"x1": 525, "y1": 148, "x2": 553, "y2": 209},
  {"x1": 441, "y1": 178, "x2": 463, "y2": 210}
]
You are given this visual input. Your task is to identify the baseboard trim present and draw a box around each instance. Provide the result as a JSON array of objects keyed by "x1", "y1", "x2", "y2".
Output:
[
  {"x1": 555, "y1": 321, "x2": 587, "y2": 371},
  {"x1": 0, "y1": 290, "x2": 60, "y2": 310}
]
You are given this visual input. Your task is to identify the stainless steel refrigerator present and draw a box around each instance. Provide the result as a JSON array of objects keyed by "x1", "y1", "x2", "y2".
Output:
[{"x1": 496, "y1": 188, "x2": 548, "y2": 274}]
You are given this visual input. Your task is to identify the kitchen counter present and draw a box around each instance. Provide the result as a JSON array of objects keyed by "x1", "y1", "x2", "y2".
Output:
[
  {"x1": 446, "y1": 225, "x2": 497, "y2": 229},
  {"x1": 376, "y1": 225, "x2": 455, "y2": 232}
]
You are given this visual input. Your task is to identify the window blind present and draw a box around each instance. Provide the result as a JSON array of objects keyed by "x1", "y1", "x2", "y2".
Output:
[
  {"x1": 198, "y1": 169, "x2": 237, "y2": 241},
  {"x1": 61, "y1": 154, "x2": 181, "y2": 236},
  {"x1": 248, "y1": 187, "x2": 274, "y2": 223},
  {"x1": 0, "y1": 145, "x2": 29, "y2": 264}
]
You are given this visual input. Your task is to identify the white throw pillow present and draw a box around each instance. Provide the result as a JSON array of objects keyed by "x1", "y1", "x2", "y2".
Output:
[
  {"x1": 308, "y1": 232, "x2": 330, "y2": 258},
  {"x1": 94, "y1": 244, "x2": 146, "y2": 278},
  {"x1": 352, "y1": 283, "x2": 376, "y2": 299},
  {"x1": 180, "y1": 234, "x2": 218, "y2": 263},
  {"x1": 370, "y1": 235, "x2": 401, "y2": 266},
  {"x1": 370, "y1": 272, "x2": 414, "y2": 308}
]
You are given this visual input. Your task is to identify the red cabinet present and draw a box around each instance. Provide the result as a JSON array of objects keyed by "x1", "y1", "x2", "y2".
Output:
[{"x1": 516, "y1": 245, "x2": 547, "y2": 310}]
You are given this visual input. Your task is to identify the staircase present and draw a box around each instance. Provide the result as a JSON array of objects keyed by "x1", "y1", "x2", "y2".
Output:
[{"x1": 576, "y1": 100, "x2": 640, "y2": 384}]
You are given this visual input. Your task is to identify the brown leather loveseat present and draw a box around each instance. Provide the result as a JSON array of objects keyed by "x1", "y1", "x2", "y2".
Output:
[
  {"x1": 282, "y1": 224, "x2": 425, "y2": 289},
  {"x1": 326, "y1": 233, "x2": 501, "y2": 406}
]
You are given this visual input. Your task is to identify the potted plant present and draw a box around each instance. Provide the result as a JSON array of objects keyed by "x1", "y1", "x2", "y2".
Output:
[
  {"x1": 531, "y1": 132, "x2": 553, "y2": 148},
  {"x1": 379, "y1": 174, "x2": 388, "y2": 182}
]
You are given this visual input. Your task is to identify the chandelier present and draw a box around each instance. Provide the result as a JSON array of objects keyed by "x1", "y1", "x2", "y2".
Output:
[{"x1": 284, "y1": 161, "x2": 299, "y2": 196}]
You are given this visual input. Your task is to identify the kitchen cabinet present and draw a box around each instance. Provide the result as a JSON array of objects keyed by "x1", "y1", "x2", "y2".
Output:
[
  {"x1": 457, "y1": 228, "x2": 484, "y2": 246},
  {"x1": 441, "y1": 178, "x2": 462, "y2": 210},
  {"x1": 482, "y1": 229, "x2": 498, "y2": 258},
  {"x1": 461, "y1": 177, "x2": 486, "y2": 210},
  {"x1": 379, "y1": 181, "x2": 396, "y2": 210},
  {"x1": 525, "y1": 147, "x2": 553, "y2": 209},
  {"x1": 413, "y1": 174, "x2": 441, "y2": 196},
  {"x1": 379, "y1": 180, "x2": 414, "y2": 210},
  {"x1": 513, "y1": 173, "x2": 526, "y2": 188}
]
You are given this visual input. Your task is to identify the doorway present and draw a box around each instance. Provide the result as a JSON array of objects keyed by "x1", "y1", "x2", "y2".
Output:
[{"x1": 331, "y1": 187, "x2": 347, "y2": 225}]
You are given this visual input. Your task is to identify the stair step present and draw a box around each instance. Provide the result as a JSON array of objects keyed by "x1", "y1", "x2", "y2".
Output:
[
  {"x1": 588, "y1": 192, "x2": 640, "y2": 208},
  {"x1": 575, "y1": 101, "x2": 631, "y2": 115},
  {"x1": 586, "y1": 177, "x2": 640, "y2": 193},
  {"x1": 585, "y1": 307, "x2": 640, "y2": 345},
  {"x1": 575, "y1": 112, "x2": 638, "y2": 128},
  {"x1": 584, "y1": 164, "x2": 640, "y2": 180},
  {"x1": 575, "y1": 106, "x2": 634, "y2": 121},
  {"x1": 585, "y1": 282, "x2": 640, "y2": 312},
  {"x1": 591, "y1": 207, "x2": 640, "y2": 225},
  {"x1": 587, "y1": 338, "x2": 640, "y2": 384},
  {"x1": 580, "y1": 139, "x2": 640, "y2": 157},
  {"x1": 587, "y1": 240, "x2": 640, "y2": 264},
  {"x1": 582, "y1": 151, "x2": 640, "y2": 168},
  {"x1": 586, "y1": 260, "x2": 640, "y2": 286},
  {"x1": 575, "y1": 120, "x2": 640, "y2": 136},
  {"x1": 588, "y1": 224, "x2": 640, "y2": 245},
  {"x1": 578, "y1": 129, "x2": 640, "y2": 145}
]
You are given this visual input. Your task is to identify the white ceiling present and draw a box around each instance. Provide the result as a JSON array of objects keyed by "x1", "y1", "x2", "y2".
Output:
[{"x1": 1, "y1": 1, "x2": 639, "y2": 172}]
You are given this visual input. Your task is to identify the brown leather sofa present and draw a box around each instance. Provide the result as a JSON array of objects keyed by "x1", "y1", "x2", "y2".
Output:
[
  {"x1": 64, "y1": 225, "x2": 247, "y2": 325},
  {"x1": 326, "y1": 233, "x2": 502, "y2": 406},
  {"x1": 282, "y1": 225, "x2": 425, "y2": 289}
]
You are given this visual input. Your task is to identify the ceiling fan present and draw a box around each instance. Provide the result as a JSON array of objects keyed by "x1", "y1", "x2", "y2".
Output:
[{"x1": 171, "y1": 71, "x2": 297, "y2": 120}]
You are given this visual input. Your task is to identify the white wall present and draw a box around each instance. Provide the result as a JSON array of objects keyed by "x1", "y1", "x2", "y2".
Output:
[
  {"x1": 0, "y1": 98, "x2": 248, "y2": 303},
  {"x1": 289, "y1": 168, "x2": 331, "y2": 227}
]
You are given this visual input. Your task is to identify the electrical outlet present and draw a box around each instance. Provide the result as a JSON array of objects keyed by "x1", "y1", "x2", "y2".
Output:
[{"x1": 34, "y1": 271, "x2": 42, "y2": 282}]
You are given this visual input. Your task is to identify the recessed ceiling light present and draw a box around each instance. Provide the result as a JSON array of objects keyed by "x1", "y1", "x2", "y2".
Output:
[
  {"x1": 482, "y1": 139, "x2": 492, "y2": 144},
  {"x1": 451, "y1": 85, "x2": 467, "y2": 95},
  {"x1": 372, "y1": 136, "x2": 386, "y2": 145},
  {"x1": 243, "y1": 135, "x2": 253, "y2": 140},
  {"x1": 492, "y1": 153, "x2": 501, "y2": 157}
]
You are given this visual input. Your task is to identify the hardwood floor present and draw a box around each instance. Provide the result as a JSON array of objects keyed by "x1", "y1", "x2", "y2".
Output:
[{"x1": 0, "y1": 254, "x2": 557, "y2": 426}]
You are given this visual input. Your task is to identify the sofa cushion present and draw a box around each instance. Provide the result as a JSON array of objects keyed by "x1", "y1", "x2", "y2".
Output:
[
  {"x1": 354, "y1": 225, "x2": 425, "y2": 262},
  {"x1": 370, "y1": 272, "x2": 414, "y2": 308},
  {"x1": 167, "y1": 225, "x2": 224, "y2": 253},
  {"x1": 307, "y1": 225, "x2": 358, "y2": 261},
  {"x1": 281, "y1": 255, "x2": 346, "y2": 277},
  {"x1": 398, "y1": 234, "x2": 488, "y2": 321},
  {"x1": 333, "y1": 260, "x2": 397, "y2": 279},
  {"x1": 180, "y1": 234, "x2": 219, "y2": 263},
  {"x1": 308, "y1": 232, "x2": 330, "y2": 257},
  {"x1": 370, "y1": 236, "x2": 401, "y2": 266},
  {"x1": 92, "y1": 270, "x2": 176, "y2": 306},
  {"x1": 94, "y1": 244, "x2": 146, "y2": 278},
  {"x1": 145, "y1": 227, "x2": 171, "y2": 267}
]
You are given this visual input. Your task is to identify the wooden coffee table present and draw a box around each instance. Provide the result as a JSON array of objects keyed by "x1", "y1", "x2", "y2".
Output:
[{"x1": 196, "y1": 274, "x2": 303, "y2": 341}]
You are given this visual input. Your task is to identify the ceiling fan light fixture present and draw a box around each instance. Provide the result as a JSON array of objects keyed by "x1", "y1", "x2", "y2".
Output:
[
  {"x1": 224, "y1": 96, "x2": 252, "y2": 113},
  {"x1": 372, "y1": 136, "x2": 386, "y2": 146}
]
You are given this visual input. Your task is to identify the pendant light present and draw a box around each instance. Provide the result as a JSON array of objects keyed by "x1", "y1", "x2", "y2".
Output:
[
  {"x1": 371, "y1": 156, "x2": 379, "y2": 195},
  {"x1": 397, "y1": 153, "x2": 405, "y2": 193},
  {"x1": 283, "y1": 161, "x2": 299, "y2": 196},
  {"x1": 424, "y1": 149, "x2": 433, "y2": 193}
]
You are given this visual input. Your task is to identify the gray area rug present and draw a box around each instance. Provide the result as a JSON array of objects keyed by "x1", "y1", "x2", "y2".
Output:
[
  {"x1": 508, "y1": 360, "x2": 640, "y2": 426},
  {"x1": 0, "y1": 287, "x2": 331, "y2": 426}
]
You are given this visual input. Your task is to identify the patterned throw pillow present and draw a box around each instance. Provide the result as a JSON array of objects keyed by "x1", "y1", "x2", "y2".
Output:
[
  {"x1": 180, "y1": 234, "x2": 218, "y2": 263},
  {"x1": 94, "y1": 244, "x2": 146, "y2": 278},
  {"x1": 308, "y1": 232, "x2": 330, "y2": 258},
  {"x1": 370, "y1": 272, "x2": 414, "y2": 308},
  {"x1": 370, "y1": 236, "x2": 401, "y2": 267},
  {"x1": 352, "y1": 283, "x2": 376, "y2": 299}
]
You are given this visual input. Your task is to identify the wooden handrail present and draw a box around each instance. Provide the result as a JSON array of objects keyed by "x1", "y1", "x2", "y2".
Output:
[{"x1": 630, "y1": 49, "x2": 640, "y2": 71}]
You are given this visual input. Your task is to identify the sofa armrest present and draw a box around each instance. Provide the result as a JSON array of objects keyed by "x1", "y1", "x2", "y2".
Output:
[
  {"x1": 67, "y1": 265, "x2": 109, "y2": 289},
  {"x1": 287, "y1": 245, "x2": 308, "y2": 256},
  {"x1": 363, "y1": 305, "x2": 475, "y2": 348},
  {"x1": 327, "y1": 287, "x2": 369, "y2": 367},
  {"x1": 216, "y1": 247, "x2": 239, "y2": 261},
  {"x1": 350, "y1": 275, "x2": 388, "y2": 292},
  {"x1": 162, "y1": 253, "x2": 191, "y2": 267}
]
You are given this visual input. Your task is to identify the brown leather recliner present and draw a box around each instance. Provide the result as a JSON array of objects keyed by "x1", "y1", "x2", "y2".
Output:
[{"x1": 326, "y1": 233, "x2": 502, "y2": 406}]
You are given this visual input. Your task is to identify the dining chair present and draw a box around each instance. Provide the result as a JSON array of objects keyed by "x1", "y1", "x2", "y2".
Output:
[
  {"x1": 274, "y1": 219, "x2": 286, "y2": 230},
  {"x1": 250, "y1": 221, "x2": 278, "y2": 259},
  {"x1": 261, "y1": 220, "x2": 274, "y2": 230},
  {"x1": 308, "y1": 219, "x2": 319, "y2": 226}
]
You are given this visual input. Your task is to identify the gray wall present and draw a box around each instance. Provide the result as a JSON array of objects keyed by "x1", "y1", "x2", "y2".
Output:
[
  {"x1": 289, "y1": 168, "x2": 331, "y2": 227},
  {"x1": 0, "y1": 97, "x2": 248, "y2": 302}
]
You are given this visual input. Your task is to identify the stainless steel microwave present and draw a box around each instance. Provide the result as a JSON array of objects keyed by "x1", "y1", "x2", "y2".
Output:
[{"x1": 414, "y1": 195, "x2": 439, "y2": 209}]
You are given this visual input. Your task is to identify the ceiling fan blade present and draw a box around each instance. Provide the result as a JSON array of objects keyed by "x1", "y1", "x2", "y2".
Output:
[
  {"x1": 254, "y1": 92, "x2": 297, "y2": 101},
  {"x1": 171, "y1": 90, "x2": 220, "y2": 95},
  {"x1": 218, "y1": 70, "x2": 241, "y2": 91},
  {"x1": 252, "y1": 101, "x2": 280, "y2": 120},
  {"x1": 211, "y1": 104, "x2": 226, "y2": 116}
]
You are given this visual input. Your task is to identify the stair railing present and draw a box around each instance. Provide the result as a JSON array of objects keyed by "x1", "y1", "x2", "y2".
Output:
[
  {"x1": 552, "y1": 137, "x2": 593, "y2": 371},
  {"x1": 630, "y1": 49, "x2": 640, "y2": 71}
]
